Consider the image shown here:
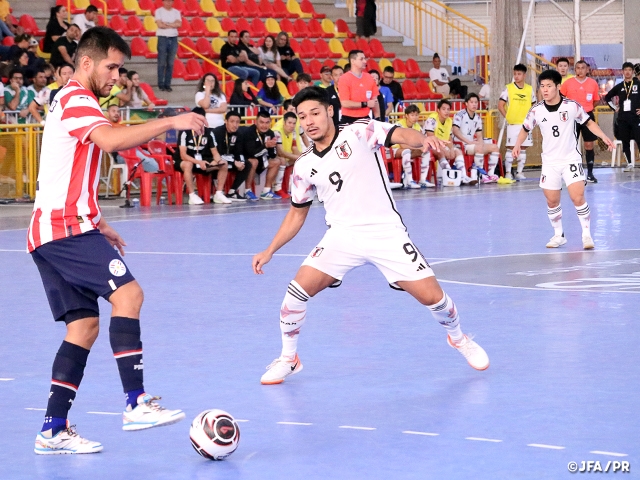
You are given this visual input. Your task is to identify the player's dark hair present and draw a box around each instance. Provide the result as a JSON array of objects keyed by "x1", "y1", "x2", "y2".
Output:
[
  {"x1": 556, "y1": 57, "x2": 570, "y2": 66},
  {"x1": 437, "y1": 99, "x2": 451, "y2": 109},
  {"x1": 296, "y1": 73, "x2": 312, "y2": 84},
  {"x1": 8, "y1": 68, "x2": 23, "y2": 80},
  {"x1": 513, "y1": 63, "x2": 527, "y2": 73},
  {"x1": 283, "y1": 99, "x2": 293, "y2": 110},
  {"x1": 433, "y1": 53, "x2": 440, "y2": 60},
  {"x1": 192, "y1": 106, "x2": 206, "y2": 117},
  {"x1": 86, "y1": 5, "x2": 99, "y2": 13},
  {"x1": 58, "y1": 62, "x2": 75, "y2": 73},
  {"x1": 292, "y1": 86, "x2": 331, "y2": 109},
  {"x1": 383, "y1": 66, "x2": 395, "y2": 74},
  {"x1": 256, "y1": 110, "x2": 271, "y2": 119},
  {"x1": 465, "y1": 92, "x2": 480, "y2": 103},
  {"x1": 538, "y1": 69, "x2": 562, "y2": 86},
  {"x1": 75, "y1": 26, "x2": 131, "y2": 66},
  {"x1": 225, "y1": 110, "x2": 241, "y2": 120},
  {"x1": 283, "y1": 111, "x2": 297, "y2": 122},
  {"x1": 575, "y1": 60, "x2": 588, "y2": 67},
  {"x1": 622, "y1": 62, "x2": 634, "y2": 70},
  {"x1": 228, "y1": 29, "x2": 238, "y2": 36},
  {"x1": 118, "y1": 67, "x2": 128, "y2": 75},
  {"x1": 239, "y1": 30, "x2": 250, "y2": 39},
  {"x1": 348, "y1": 49, "x2": 364, "y2": 62},
  {"x1": 404, "y1": 104, "x2": 419, "y2": 115},
  {"x1": 331, "y1": 65, "x2": 343, "y2": 74}
]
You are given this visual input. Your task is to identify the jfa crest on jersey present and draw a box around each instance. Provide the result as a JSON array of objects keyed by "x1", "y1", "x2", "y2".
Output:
[
  {"x1": 291, "y1": 119, "x2": 406, "y2": 231},
  {"x1": 523, "y1": 98, "x2": 590, "y2": 166}
]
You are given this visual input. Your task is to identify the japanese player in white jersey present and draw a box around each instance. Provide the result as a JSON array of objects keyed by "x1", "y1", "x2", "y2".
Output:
[
  {"x1": 252, "y1": 87, "x2": 490, "y2": 385},
  {"x1": 29, "y1": 27, "x2": 206, "y2": 455},
  {"x1": 513, "y1": 69, "x2": 614, "y2": 250}
]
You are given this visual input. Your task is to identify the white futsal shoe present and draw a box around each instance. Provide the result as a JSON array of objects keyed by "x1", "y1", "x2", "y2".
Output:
[
  {"x1": 582, "y1": 235, "x2": 595, "y2": 250},
  {"x1": 34, "y1": 422, "x2": 103, "y2": 455},
  {"x1": 546, "y1": 234, "x2": 567, "y2": 248},
  {"x1": 122, "y1": 394, "x2": 185, "y2": 431},
  {"x1": 447, "y1": 335, "x2": 490, "y2": 371},
  {"x1": 188, "y1": 192, "x2": 204, "y2": 205},
  {"x1": 261, "y1": 354, "x2": 303, "y2": 385}
]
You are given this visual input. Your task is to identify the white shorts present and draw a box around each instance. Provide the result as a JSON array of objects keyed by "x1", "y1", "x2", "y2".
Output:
[
  {"x1": 301, "y1": 227, "x2": 434, "y2": 288},
  {"x1": 539, "y1": 162, "x2": 586, "y2": 190},
  {"x1": 506, "y1": 124, "x2": 532, "y2": 147}
]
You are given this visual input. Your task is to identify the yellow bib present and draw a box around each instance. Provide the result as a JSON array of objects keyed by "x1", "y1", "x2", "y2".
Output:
[
  {"x1": 561, "y1": 74, "x2": 575, "y2": 84},
  {"x1": 428, "y1": 113, "x2": 453, "y2": 142},
  {"x1": 393, "y1": 119, "x2": 422, "y2": 149},
  {"x1": 505, "y1": 82, "x2": 533, "y2": 125}
]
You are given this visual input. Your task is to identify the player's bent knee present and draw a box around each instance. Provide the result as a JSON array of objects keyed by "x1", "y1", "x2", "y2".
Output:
[
  {"x1": 66, "y1": 317, "x2": 100, "y2": 347},
  {"x1": 109, "y1": 280, "x2": 144, "y2": 314}
]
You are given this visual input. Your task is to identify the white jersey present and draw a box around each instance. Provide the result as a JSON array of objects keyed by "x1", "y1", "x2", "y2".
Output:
[
  {"x1": 27, "y1": 79, "x2": 111, "y2": 252},
  {"x1": 452, "y1": 109, "x2": 483, "y2": 142},
  {"x1": 523, "y1": 98, "x2": 590, "y2": 166},
  {"x1": 291, "y1": 119, "x2": 404, "y2": 231}
]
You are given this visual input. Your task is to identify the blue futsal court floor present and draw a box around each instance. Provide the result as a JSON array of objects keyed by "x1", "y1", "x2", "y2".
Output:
[{"x1": 0, "y1": 169, "x2": 638, "y2": 479}]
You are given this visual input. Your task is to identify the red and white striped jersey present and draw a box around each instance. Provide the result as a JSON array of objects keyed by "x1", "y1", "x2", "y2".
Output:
[{"x1": 27, "y1": 80, "x2": 111, "y2": 252}]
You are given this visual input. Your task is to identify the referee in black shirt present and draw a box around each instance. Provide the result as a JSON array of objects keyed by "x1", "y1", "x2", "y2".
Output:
[{"x1": 605, "y1": 62, "x2": 640, "y2": 171}]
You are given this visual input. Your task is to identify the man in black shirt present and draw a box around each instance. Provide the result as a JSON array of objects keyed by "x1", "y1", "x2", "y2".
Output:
[
  {"x1": 219, "y1": 30, "x2": 260, "y2": 85},
  {"x1": 326, "y1": 65, "x2": 343, "y2": 126},
  {"x1": 605, "y1": 62, "x2": 640, "y2": 172},
  {"x1": 276, "y1": 32, "x2": 303, "y2": 78},
  {"x1": 174, "y1": 107, "x2": 231, "y2": 204},
  {"x1": 212, "y1": 111, "x2": 249, "y2": 201},
  {"x1": 382, "y1": 66, "x2": 404, "y2": 107},
  {"x1": 49, "y1": 24, "x2": 81, "y2": 67},
  {"x1": 238, "y1": 110, "x2": 281, "y2": 200}
]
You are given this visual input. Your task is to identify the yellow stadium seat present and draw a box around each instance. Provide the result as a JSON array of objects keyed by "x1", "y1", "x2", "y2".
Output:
[
  {"x1": 201, "y1": 0, "x2": 227, "y2": 17},
  {"x1": 74, "y1": 0, "x2": 90, "y2": 10},
  {"x1": 329, "y1": 38, "x2": 347, "y2": 59},
  {"x1": 378, "y1": 58, "x2": 392, "y2": 71},
  {"x1": 286, "y1": 0, "x2": 311, "y2": 19},
  {"x1": 147, "y1": 36, "x2": 158, "y2": 54},
  {"x1": 37, "y1": 46, "x2": 50, "y2": 61},
  {"x1": 206, "y1": 18, "x2": 223, "y2": 36},
  {"x1": 321, "y1": 19, "x2": 335, "y2": 37},
  {"x1": 123, "y1": 0, "x2": 151, "y2": 15},
  {"x1": 143, "y1": 16, "x2": 157, "y2": 33},
  {"x1": 337, "y1": 58, "x2": 348, "y2": 69},
  {"x1": 265, "y1": 18, "x2": 281, "y2": 35},
  {"x1": 277, "y1": 80, "x2": 291, "y2": 100},
  {"x1": 212, "y1": 38, "x2": 226, "y2": 55}
]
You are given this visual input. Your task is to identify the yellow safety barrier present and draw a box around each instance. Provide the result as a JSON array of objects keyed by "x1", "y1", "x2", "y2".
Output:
[{"x1": 0, "y1": 124, "x2": 43, "y2": 200}]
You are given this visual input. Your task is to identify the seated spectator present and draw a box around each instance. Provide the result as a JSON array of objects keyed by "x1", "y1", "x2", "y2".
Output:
[
  {"x1": 106, "y1": 104, "x2": 159, "y2": 174},
  {"x1": 392, "y1": 104, "x2": 434, "y2": 189},
  {"x1": 276, "y1": 32, "x2": 303, "y2": 78},
  {"x1": 27, "y1": 67, "x2": 50, "y2": 123},
  {"x1": 257, "y1": 72, "x2": 283, "y2": 113},
  {"x1": 369, "y1": 69, "x2": 393, "y2": 121},
  {"x1": 429, "y1": 53, "x2": 467, "y2": 99},
  {"x1": 272, "y1": 111, "x2": 300, "y2": 198},
  {"x1": 238, "y1": 30, "x2": 274, "y2": 83},
  {"x1": 212, "y1": 111, "x2": 248, "y2": 201},
  {"x1": 10, "y1": 49, "x2": 31, "y2": 84},
  {"x1": 259, "y1": 35, "x2": 291, "y2": 82},
  {"x1": 4, "y1": 69, "x2": 31, "y2": 123},
  {"x1": 73, "y1": 5, "x2": 98, "y2": 34},
  {"x1": 195, "y1": 73, "x2": 227, "y2": 128},
  {"x1": 220, "y1": 30, "x2": 260, "y2": 86},
  {"x1": 26, "y1": 37, "x2": 46, "y2": 71},
  {"x1": 326, "y1": 66, "x2": 343, "y2": 126},
  {"x1": 315, "y1": 66, "x2": 332, "y2": 88},
  {"x1": 99, "y1": 67, "x2": 131, "y2": 108},
  {"x1": 296, "y1": 73, "x2": 311, "y2": 91},
  {"x1": 125, "y1": 70, "x2": 155, "y2": 109},
  {"x1": 0, "y1": 0, "x2": 21, "y2": 39},
  {"x1": 6, "y1": 33, "x2": 29, "y2": 62},
  {"x1": 174, "y1": 106, "x2": 231, "y2": 204},
  {"x1": 238, "y1": 110, "x2": 280, "y2": 200},
  {"x1": 48, "y1": 62, "x2": 75, "y2": 103},
  {"x1": 49, "y1": 24, "x2": 81, "y2": 67},
  {"x1": 478, "y1": 81, "x2": 490, "y2": 100},
  {"x1": 43, "y1": 6, "x2": 70, "y2": 54},
  {"x1": 381, "y1": 66, "x2": 403, "y2": 107},
  {"x1": 229, "y1": 78, "x2": 258, "y2": 114}
]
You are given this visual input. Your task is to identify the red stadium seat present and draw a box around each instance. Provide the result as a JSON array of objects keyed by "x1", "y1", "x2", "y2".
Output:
[
  {"x1": 124, "y1": 16, "x2": 143, "y2": 36},
  {"x1": 138, "y1": 0, "x2": 156, "y2": 13},
  {"x1": 105, "y1": 0, "x2": 125, "y2": 14},
  {"x1": 288, "y1": 80, "x2": 299, "y2": 96},
  {"x1": 279, "y1": 18, "x2": 295, "y2": 35},
  {"x1": 273, "y1": 0, "x2": 295, "y2": 18},
  {"x1": 196, "y1": 37, "x2": 215, "y2": 57},
  {"x1": 250, "y1": 18, "x2": 267, "y2": 38},
  {"x1": 258, "y1": 0, "x2": 275, "y2": 17},
  {"x1": 292, "y1": 19, "x2": 309, "y2": 38},
  {"x1": 299, "y1": 38, "x2": 316, "y2": 59},
  {"x1": 173, "y1": 58, "x2": 188, "y2": 79},
  {"x1": 227, "y1": 0, "x2": 245, "y2": 17},
  {"x1": 203, "y1": 61, "x2": 223, "y2": 79},
  {"x1": 415, "y1": 79, "x2": 432, "y2": 99},
  {"x1": 177, "y1": 38, "x2": 196, "y2": 59},
  {"x1": 370, "y1": 38, "x2": 394, "y2": 58},
  {"x1": 392, "y1": 58, "x2": 407, "y2": 77},
  {"x1": 356, "y1": 39, "x2": 372, "y2": 58},
  {"x1": 288, "y1": 37, "x2": 301, "y2": 54},
  {"x1": 235, "y1": 18, "x2": 251, "y2": 35},
  {"x1": 244, "y1": 0, "x2": 260, "y2": 16},
  {"x1": 308, "y1": 59, "x2": 322, "y2": 79},
  {"x1": 366, "y1": 58, "x2": 379, "y2": 73},
  {"x1": 177, "y1": 17, "x2": 193, "y2": 36},
  {"x1": 2, "y1": 36, "x2": 14, "y2": 46},
  {"x1": 316, "y1": 39, "x2": 340, "y2": 59},
  {"x1": 190, "y1": 17, "x2": 209, "y2": 36},
  {"x1": 405, "y1": 58, "x2": 428, "y2": 79},
  {"x1": 215, "y1": 0, "x2": 230, "y2": 15},
  {"x1": 322, "y1": 58, "x2": 335, "y2": 69},
  {"x1": 308, "y1": 18, "x2": 331, "y2": 38},
  {"x1": 342, "y1": 38, "x2": 357, "y2": 53},
  {"x1": 186, "y1": 0, "x2": 212, "y2": 16},
  {"x1": 220, "y1": 17, "x2": 236, "y2": 34},
  {"x1": 335, "y1": 19, "x2": 355, "y2": 38},
  {"x1": 401, "y1": 79, "x2": 418, "y2": 100},
  {"x1": 130, "y1": 37, "x2": 148, "y2": 57},
  {"x1": 140, "y1": 82, "x2": 168, "y2": 106},
  {"x1": 224, "y1": 81, "x2": 234, "y2": 100},
  {"x1": 300, "y1": 0, "x2": 325, "y2": 19},
  {"x1": 185, "y1": 59, "x2": 204, "y2": 80}
]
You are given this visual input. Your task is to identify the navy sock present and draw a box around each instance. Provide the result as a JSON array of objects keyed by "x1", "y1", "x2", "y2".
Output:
[
  {"x1": 109, "y1": 317, "x2": 144, "y2": 408},
  {"x1": 42, "y1": 341, "x2": 90, "y2": 435}
]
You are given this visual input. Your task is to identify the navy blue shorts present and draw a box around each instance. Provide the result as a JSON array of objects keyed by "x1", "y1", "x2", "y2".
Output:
[{"x1": 31, "y1": 230, "x2": 136, "y2": 323}]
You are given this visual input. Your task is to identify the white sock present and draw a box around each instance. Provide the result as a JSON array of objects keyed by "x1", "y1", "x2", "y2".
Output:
[
  {"x1": 517, "y1": 152, "x2": 526, "y2": 174},
  {"x1": 274, "y1": 165, "x2": 285, "y2": 191},
  {"x1": 420, "y1": 152, "x2": 430, "y2": 183},
  {"x1": 505, "y1": 150, "x2": 513, "y2": 173},
  {"x1": 547, "y1": 205, "x2": 563, "y2": 236},
  {"x1": 575, "y1": 202, "x2": 591, "y2": 236},
  {"x1": 488, "y1": 152, "x2": 499, "y2": 176},
  {"x1": 454, "y1": 155, "x2": 465, "y2": 171},
  {"x1": 280, "y1": 281, "x2": 309, "y2": 359},
  {"x1": 262, "y1": 186, "x2": 271, "y2": 194},
  {"x1": 401, "y1": 149, "x2": 413, "y2": 185},
  {"x1": 474, "y1": 153, "x2": 484, "y2": 170},
  {"x1": 427, "y1": 293, "x2": 463, "y2": 343}
]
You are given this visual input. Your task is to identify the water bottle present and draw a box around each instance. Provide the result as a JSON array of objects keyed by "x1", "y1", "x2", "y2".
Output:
[{"x1": 132, "y1": 198, "x2": 139, "y2": 207}]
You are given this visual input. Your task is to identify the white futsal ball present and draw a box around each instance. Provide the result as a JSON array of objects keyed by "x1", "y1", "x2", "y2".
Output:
[{"x1": 190, "y1": 409, "x2": 240, "y2": 461}]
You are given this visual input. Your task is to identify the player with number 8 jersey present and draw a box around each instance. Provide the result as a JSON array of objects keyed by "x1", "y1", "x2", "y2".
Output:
[{"x1": 252, "y1": 87, "x2": 491, "y2": 386}]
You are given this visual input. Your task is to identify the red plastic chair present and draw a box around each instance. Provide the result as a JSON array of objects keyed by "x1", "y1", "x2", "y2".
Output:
[
  {"x1": 177, "y1": 38, "x2": 196, "y2": 59},
  {"x1": 415, "y1": 79, "x2": 431, "y2": 99},
  {"x1": 335, "y1": 19, "x2": 355, "y2": 38},
  {"x1": 292, "y1": 19, "x2": 309, "y2": 38},
  {"x1": 356, "y1": 38, "x2": 372, "y2": 57},
  {"x1": 173, "y1": 59, "x2": 189, "y2": 79},
  {"x1": 203, "y1": 62, "x2": 223, "y2": 78},
  {"x1": 185, "y1": 59, "x2": 204, "y2": 80},
  {"x1": 342, "y1": 38, "x2": 357, "y2": 53},
  {"x1": 227, "y1": 0, "x2": 245, "y2": 16},
  {"x1": 405, "y1": 58, "x2": 428, "y2": 79},
  {"x1": 244, "y1": 0, "x2": 260, "y2": 16},
  {"x1": 392, "y1": 58, "x2": 407, "y2": 77},
  {"x1": 366, "y1": 58, "x2": 379, "y2": 73},
  {"x1": 130, "y1": 37, "x2": 149, "y2": 57},
  {"x1": 299, "y1": 39, "x2": 315, "y2": 59},
  {"x1": 215, "y1": 0, "x2": 230, "y2": 14},
  {"x1": 220, "y1": 17, "x2": 236, "y2": 34},
  {"x1": 316, "y1": 39, "x2": 340, "y2": 59},
  {"x1": 235, "y1": 18, "x2": 251, "y2": 35},
  {"x1": 139, "y1": 0, "x2": 156, "y2": 12},
  {"x1": 402, "y1": 79, "x2": 418, "y2": 100},
  {"x1": 120, "y1": 148, "x2": 173, "y2": 206},
  {"x1": 250, "y1": 18, "x2": 267, "y2": 38},
  {"x1": 287, "y1": 80, "x2": 299, "y2": 96},
  {"x1": 124, "y1": 15, "x2": 143, "y2": 36},
  {"x1": 308, "y1": 59, "x2": 322, "y2": 79},
  {"x1": 288, "y1": 37, "x2": 301, "y2": 54},
  {"x1": 308, "y1": 18, "x2": 330, "y2": 38},
  {"x1": 279, "y1": 18, "x2": 295, "y2": 35},
  {"x1": 196, "y1": 37, "x2": 215, "y2": 57},
  {"x1": 257, "y1": 0, "x2": 275, "y2": 17},
  {"x1": 370, "y1": 38, "x2": 394, "y2": 58},
  {"x1": 140, "y1": 82, "x2": 168, "y2": 105},
  {"x1": 109, "y1": 15, "x2": 127, "y2": 35},
  {"x1": 19, "y1": 14, "x2": 46, "y2": 36},
  {"x1": 193, "y1": 17, "x2": 216, "y2": 37},
  {"x1": 186, "y1": 0, "x2": 211, "y2": 16},
  {"x1": 322, "y1": 58, "x2": 335, "y2": 69},
  {"x1": 105, "y1": 0, "x2": 125, "y2": 14},
  {"x1": 177, "y1": 17, "x2": 193, "y2": 36},
  {"x1": 301, "y1": 0, "x2": 325, "y2": 19},
  {"x1": 379, "y1": 147, "x2": 402, "y2": 185},
  {"x1": 273, "y1": 0, "x2": 295, "y2": 18},
  {"x1": 2, "y1": 36, "x2": 14, "y2": 46}
]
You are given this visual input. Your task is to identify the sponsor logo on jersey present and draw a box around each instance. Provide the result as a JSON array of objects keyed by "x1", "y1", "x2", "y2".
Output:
[
  {"x1": 541, "y1": 174, "x2": 546, "y2": 183},
  {"x1": 109, "y1": 259, "x2": 127, "y2": 277},
  {"x1": 335, "y1": 141, "x2": 352, "y2": 159},
  {"x1": 634, "y1": 85, "x2": 638, "y2": 92},
  {"x1": 311, "y1": 247, "x2": 324, "y2": 258},
  {"x1": 541, "y1": 118, "x2": 547, "y2": 122},
  {"x1": 559, "y1": 111, "x2": 569, "y2": 122},
  {"x1": 310, "y1": 168, "x2": 317, "y2": 177}
]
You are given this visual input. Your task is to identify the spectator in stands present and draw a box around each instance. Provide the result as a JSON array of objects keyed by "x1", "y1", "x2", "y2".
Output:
[
  {"x1": 195, "y1": 73, "x2": 227, "y2": 128},
  {"x1": 28, "y1": 68, "x2": 52, "y2": 124},
  {"x1": 355, "y1": 0, "x2": 376, "y2": 41},
  {"x1": 393, "y1": 104, "x2": 434, "y2": 189},
  {"x1": 10, "y1": 49, "x2": 31, "y2": 83},
  {"x1": 429, "y1": 53, "x2": 467, "y2": 98},
  {"x1": 43, "y1": 6, "x2": 70, "y2": 55},
  {"x1": 6, "y1": 33, "x2": 28, "y2": 61},
  {"x1": 316, "y1": 66, "x2": 333, "y2": 88},
  {"x1": 125, "y1": 71, "x2": 155, "y2": 109},
  {"x1": 0, "y1": 0, "x2": 15, "y2": 39},
  {"x1": 99, "y1": 67, "x2": 132, "y2": 108},
  {"x1": 229, "y1": 78, "x2": 259, "y2": 115},
  {"x1": 238, "y1": 110, "x2": 280, "y2": 200},
  {"x1": 48, "y1": 62, "x2": 74, "y2": 103},
  {"x1": 276, "y1": 32, "x2": 303, "y2": 79},
  {"x1": 220, "y1": 30, "x2": 261, "y2": 86},
  {"x1": 369, "y1": 69, "x2": 392, "y2": 121},
  {"x1": 4, "y1": 68, "x2": 30, "y2": 123},
  {"x1": 212, "y1": 111, "x2": 248, "y2": 201},
  {"x1": 73, "y1": 5, "x2": 98, "y2": 34},
  {"x1": 49, "y1": 24, "x2": 81, "y2": 68},
  {"x1": 296, "y1": 73, "x2": 311, "y2": 91},
  {"x1": 272, "y1": 111, "x2": 300, "y2": 198},
  {"x1": 478, "y1": 80, "x2": 490, "y2": 100},
  {"x1": 338, "y1": 50, "x2": 379, "y2": 123},
  {"x1": 174, "y1": 107, "x2": 231, "y2": 204},
  {"x1": 238, "y1": 30, "x2": 274, "y2": 83},
  {"x1": 155, "y1": 0, "x2": 181, "y2": 92},
  {"x1": 326, "y1": 66, "x2": 342, "y2": 126},
  {"x1": 274, "y1": 99, "x2": 309, "y2": 149},
  {"x1": 257, "y1": 72, "x2": 283, "y2": 113},
  {"x1": 381, "y1": 66, "x2": 403, "y2": 107},
  {"x1": 259, "y1": 35, "x2": 292, "y2": 82},
  {"x1": 43, "y1": 63, "x2": 55, "y2": 84},
  {"x1": 556, "y1": 57, "x2": 574, "y2": 84},
  {"x1": 26, "y1": 37, "x2": 45, "y2": 71}
]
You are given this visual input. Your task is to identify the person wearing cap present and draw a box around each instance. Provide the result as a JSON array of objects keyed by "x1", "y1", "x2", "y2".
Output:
[
  {"x1": 99, "y1": 67, "x2": 132, "y2": 109},
  {"x1": 73, "y1": 5, "x2": 98, "y2": 34},
  {"x1": 315, "y1": 66, "x2": 333, "y2": 88},
  {"x1": 256, "y1": 71, "x2": 283, "y2": 113}
]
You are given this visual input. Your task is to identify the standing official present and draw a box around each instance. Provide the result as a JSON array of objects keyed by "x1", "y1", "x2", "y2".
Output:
[{"x1": 338, "y1": 50, "x2": 379, "y2": 124}]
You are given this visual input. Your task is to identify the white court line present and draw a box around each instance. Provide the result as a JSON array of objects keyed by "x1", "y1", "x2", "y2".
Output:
[
  {"x1": 339, "y1": 426, "x2": 376, "y2": 431},
  {"x1": 590, "y1": 451, "x2": 628, "y2": 457},
  {"x1": 0, "y1": 248, "x2": 306, "y2": 257},
  {"x1": 402, "y1": 431, "x2": 439, "y2": 436},
  {"x1": 527, "y1": 444, "x2": 565, "y2": 450},
  {"x1": 87, "y1": 411, "x2": 120, "y2": 415},
  {"x1": 0, "y1": 378, "x2": 15, "y2": 381},
  {"x1": 25, "y1": 408, "x2": 46, "y2": 411},
  {"x1": 277, "y1": 421, "x2": 313, "y2": 426},
  {"x1": 235, "y1": 419, "x2": 249, "y2": 423},
  {"x1": 465, "y1": 437, "x2": 502, "y2": 443}
]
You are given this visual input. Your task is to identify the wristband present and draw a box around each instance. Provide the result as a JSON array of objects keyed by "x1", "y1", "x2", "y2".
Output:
[{"x1": 361, "y1": 101, "x2": 368, "y2": 108}]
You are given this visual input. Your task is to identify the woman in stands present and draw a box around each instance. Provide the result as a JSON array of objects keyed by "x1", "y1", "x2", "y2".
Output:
[
  {"x1": 124, "y1": 71, "x2": 155, "y2": 110},
  {"x1": 259, "y1": 35, "x2": 292, "y2": 83},
  {"x1": 43, "y1": 6, "x2": 69, "y2": 54},
  {"x1": 256, "y1": 72, "x2": 283, "y2": 114},
  {"x1": 230, "y1": 78, "x2": 259, "y2": 116},
  {"x1": 195, "y1": 73, "x2": 227, "y2": 129}
]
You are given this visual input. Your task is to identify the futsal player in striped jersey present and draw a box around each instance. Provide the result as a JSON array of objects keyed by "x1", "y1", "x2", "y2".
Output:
[
  {"x1": 29, "y1": 27, "x2": 206, "y2": 454},
  {"x1": 253, "y1": 87, "x2": 490, "y2": 385}
]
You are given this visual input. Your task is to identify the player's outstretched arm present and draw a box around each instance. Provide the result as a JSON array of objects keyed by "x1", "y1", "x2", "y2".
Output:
[
  {"x1": 390, "y1": 127, "x2": 444, "y2": 153},
  {"x1": 585, "y1": 120, "x2": 615, "y2": 151},
  {"x1": 252, "y1": 205, "x2": 310, "y2": 275},
  {"x1": 511, "y1": 128, "x2": 529, "y2": 158},
  {"x1": 89, "y1": 113, "x2": 206, "y2": 153}
]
